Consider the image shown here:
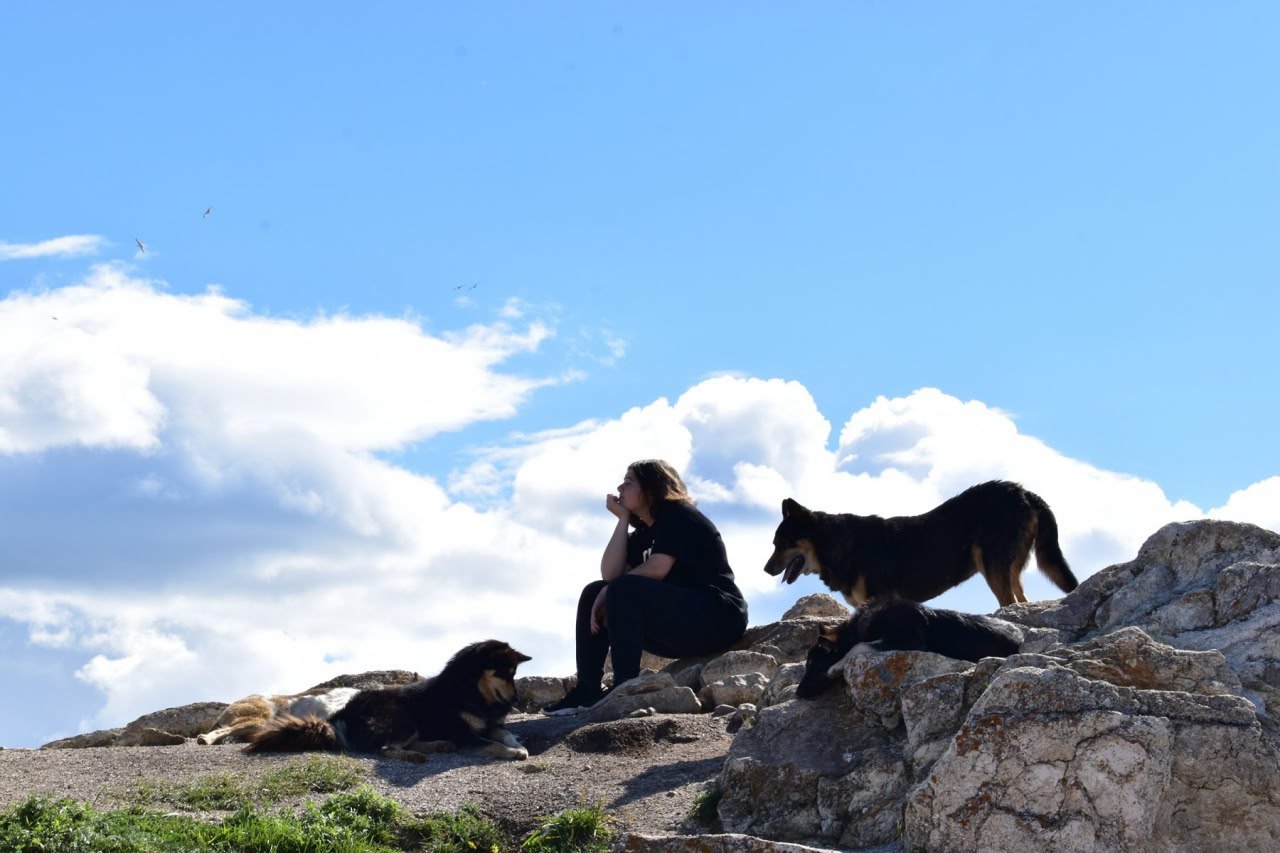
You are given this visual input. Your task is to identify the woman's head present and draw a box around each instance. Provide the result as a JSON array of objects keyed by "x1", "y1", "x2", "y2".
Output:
[{"x1": 622, "y1": 459, "x2": 693, "y2": 522}]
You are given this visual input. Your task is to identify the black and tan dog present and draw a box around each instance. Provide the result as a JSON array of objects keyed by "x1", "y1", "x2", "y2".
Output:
[
  {"x1": 796, "y1": 598, "x2": 1023, "y2": 698},
  {"x1": 764, "y1": 480, "x2": 1077, "y2": 608},
  {"x1": 240, "y1": 640, "x2": 531, "y2": 762}
]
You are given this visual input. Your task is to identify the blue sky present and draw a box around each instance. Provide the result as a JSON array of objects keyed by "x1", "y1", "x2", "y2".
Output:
[{"x1": 1, "y1": 4, "x2": 1277, "y2": 748}]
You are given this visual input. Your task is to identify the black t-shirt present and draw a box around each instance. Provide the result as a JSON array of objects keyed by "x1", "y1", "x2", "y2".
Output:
[{"x1": 626, "y1": 502, "x2": 747, "y2": 613}]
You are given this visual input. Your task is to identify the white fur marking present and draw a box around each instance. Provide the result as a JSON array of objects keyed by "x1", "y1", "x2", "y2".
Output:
[
  {"x1": 460, "y1": 711, "x2": 487, "y2": 733},
  {"x1": 826, "y1": 642, "x2": 880, "y2": 677},
  {"x1": 288, "y1": 687, "x2": 359, "y2": 719}
]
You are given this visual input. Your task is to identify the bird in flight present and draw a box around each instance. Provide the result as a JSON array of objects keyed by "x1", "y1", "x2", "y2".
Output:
[
  {"x1": 454, "y1": 283, "x2": 478, "y2": 292},
  {"x1": 135, "y1": 238, "x2": 146, "y2": 254},
  {"x1": 203, "y1": 207, "x2": 212, "y2": 219}
]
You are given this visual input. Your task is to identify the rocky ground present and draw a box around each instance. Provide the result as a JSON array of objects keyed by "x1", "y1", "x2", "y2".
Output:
[
  {"x1": 0, "y1": 711, "x2": 743, "y2": 844},
  {"x1": 3, "y1": 519, "x2": 1278, "y2": 852}
]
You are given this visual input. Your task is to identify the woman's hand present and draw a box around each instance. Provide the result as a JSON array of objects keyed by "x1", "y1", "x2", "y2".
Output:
[
  {"x1": 589, "y1": 586, "x2": 608, "y2": 634},
  {"x1": 605, "y1": 493, "x2": 631, "y2": 523}
]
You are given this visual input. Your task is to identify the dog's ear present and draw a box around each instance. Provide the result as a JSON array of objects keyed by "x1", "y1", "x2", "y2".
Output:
[
  {"x1": 511, "y1": 650, "x2": 532, "y2": 664},
  {"x1": 782, "y1": 498, "x2": 811, "y2": 519}
]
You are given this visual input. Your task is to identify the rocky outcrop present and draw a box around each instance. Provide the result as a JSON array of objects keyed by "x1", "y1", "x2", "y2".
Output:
[
  {"x1": 33, "y1": 520, "x2": 1280, "y2": 852},
  {"x1": 716, "y1": 520, "x2": 1280, "y2": 852}
]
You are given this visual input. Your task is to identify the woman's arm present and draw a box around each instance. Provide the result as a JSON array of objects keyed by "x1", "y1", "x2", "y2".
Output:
[
  {"x1": 600, "y1": 510, "x2": 631, "y2": 581},
  {"x1": 626, "y1": 553, "x2": 675, "y2": 581}
]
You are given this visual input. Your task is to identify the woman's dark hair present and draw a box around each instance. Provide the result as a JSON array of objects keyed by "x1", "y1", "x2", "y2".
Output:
[{"x1": 628, "y1": 459, "x2": 693, "y2": 526}]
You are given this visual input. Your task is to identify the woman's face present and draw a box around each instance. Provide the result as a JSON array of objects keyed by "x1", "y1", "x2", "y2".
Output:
[{"x1": 617, "y1": 469, "x2": 651, "y2": 515}]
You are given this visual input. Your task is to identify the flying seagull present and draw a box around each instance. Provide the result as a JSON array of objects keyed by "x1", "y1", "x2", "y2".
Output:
[
  {"x1": 135, "y1": 238, "x2": 146, "y2": 254},
  {"x1": 203, "y1": 207, "x2": 212, "y2": 219}
]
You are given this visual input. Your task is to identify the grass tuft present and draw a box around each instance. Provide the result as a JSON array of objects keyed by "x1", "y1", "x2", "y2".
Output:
[
  {"x1": 118, "y1": 754, "x2": 367, "y2": 812},
  {"x1": 521, "y1": 803, "x2": 613, "y2": 853},
  {"x1": 689, "y1": 782, "x2": 723, "y2": 826}
]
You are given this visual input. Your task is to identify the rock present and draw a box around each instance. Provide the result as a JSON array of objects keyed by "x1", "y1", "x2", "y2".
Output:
[
  {"x1": 904, "y1": 664, "x2": 1280, "y2": 852},
  {"x1": 702, "y1": 650, "x2": 780, "y2": 686},
  {"x1": 565, "y1": 716, "x2": 705, "y2": 755},
  {"x1": 718, "y1": 692, "x2": 910, "y2": 849},
  {"x1": 41, "y1": 728, "x2": 124, "y2": 749},
  {"x1": 586, "y1": 673, "x2": 702, "y2": 723},
  {"x1": 781, "y1": 594, "x2": 850, "y2": 621},
  {"x1": 760, "y1": 664, "x2": 805, "y2": 708},
  {"x1": 309, "y1": 669, "x2": 422, "y2": 690},
  {"x1": 1004, "y1": 520, "x2": 1280, "y2": 729},
  {"x1": 838, "y1": 651, "x2": 975, "y2": 730},
  {"x1": 732, "y1": 618, "x2": 846, "y2": 663},
  {"x1": 515, "y1": 675, "x2": 575, "y2": 713},
  {"x1": 114, "y1": 727, "x2": 188, "y2": 747},
  {"x1": 616, "y1": 831, "x2": 844, "y2": 851},
  {"x1": 700, "y1": 673, "x2": 769, "y2": 709},
  {"x1": 121, "y1": 702, "x2": 228, "y2": 739}
]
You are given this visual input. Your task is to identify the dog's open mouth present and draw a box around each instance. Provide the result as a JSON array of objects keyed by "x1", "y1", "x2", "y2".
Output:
[{"x1": 783, "y1": 555, "x2": 805, "y2": 584}]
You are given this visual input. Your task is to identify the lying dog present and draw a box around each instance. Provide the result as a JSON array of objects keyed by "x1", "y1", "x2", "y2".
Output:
[
  {"x1": 198, "y1": 685, "x2": 362, "y2": 745},
  {"x1": 796, "y1": 598, "x2": 1024, "y2": 698},
  {"x1": 237, "y1": 640, "x2": 532, "y2": 762},
  {"x1": 764, "y1": 480, "x2": 1078, "y2": 608}
]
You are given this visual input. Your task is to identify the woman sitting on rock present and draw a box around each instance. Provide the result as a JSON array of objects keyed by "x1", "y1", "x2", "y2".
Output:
[{"x1": 543, "y1": 459, "x2": 749, "y2": 713}]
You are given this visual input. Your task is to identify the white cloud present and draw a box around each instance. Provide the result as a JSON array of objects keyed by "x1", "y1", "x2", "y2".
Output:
[
  {"x1": 0, "y1": 265, "x2": 556, "y2": 456},
  {"x1": 0, "y1": 235, "x2": 106, "y2": 260},
  {"x1": 1, "y1": 328, "x2": 1275, "y2": 745}
]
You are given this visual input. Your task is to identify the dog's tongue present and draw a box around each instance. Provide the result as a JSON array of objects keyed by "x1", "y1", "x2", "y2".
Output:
[{"x1": 784, "y1": 555, "x2": 804, "y2": 584}]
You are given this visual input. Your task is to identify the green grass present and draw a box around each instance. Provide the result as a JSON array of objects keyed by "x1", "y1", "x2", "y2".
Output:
[
  {"x1": 689, "y1": 783, "x2": 723, "y2": 826},
  {"x1": 2, "y1": 759, "x2": 618, "y2": 852},
  {"x1": 520, "y1": 804, "x2": 613, "y2": 853},
  {"x1": 0, "y1": 790, "x2": 508, "y2": 852},
  {"x1": 119, "y1": 754, "x2": 368, "y2": 811}
]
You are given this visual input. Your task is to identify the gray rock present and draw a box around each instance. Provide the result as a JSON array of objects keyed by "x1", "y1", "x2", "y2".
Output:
[
  {"x1": 615, "y1": 831, "x2": 845, "y2": 851},
  {"x1": 114, "y1": 727, "x2": 188, "y2": 747},
  {"x1": 700, "y1": 673, "x2": 769, "y2": 709},
  {"x1": 702, "y1": 650, "x2": 780, "y2": 686},
  {"x1": 515, "y1": 675, "x2": 575, "y2": 713},
  {"x1": 904, "y1": 665, "x2": 1280, "y2": 852},
  {"x1": 761, "y1": 663, "x2": 805, "y2": 708},
  {"x1": 41, "y1": 728, "x2": 124, "y2": 749},
  {"x1": 781, "y1": 594, "x2": 850, "y2": 621},
  {"x1": 309, "y1": 669, "x2": 422, "y2": 690},
  {"x1": 586, "y1": 673, "x2": 701, "y2": 723},
  {"x1": 718, "y1": 693, "x2": 909, "y2": 849},
  {"x1": 121, "y1": 702, "x2": 228, "y2": 739}
]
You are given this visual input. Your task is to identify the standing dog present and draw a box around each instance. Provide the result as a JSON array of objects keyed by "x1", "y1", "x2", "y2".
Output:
[
  {"x1": 796, "y1": 598, "x2": 1023, "y2": 698},
  {"x1": 764, "y1": 480, "x2": 1077, "y2": 608},
  {"x1": 239, "y1": 640, "x2": 532, "y2": 762}
]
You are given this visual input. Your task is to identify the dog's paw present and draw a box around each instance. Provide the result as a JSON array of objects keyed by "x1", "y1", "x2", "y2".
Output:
[{"x1": 507, "y1": 746, "x2": 529, "y2": 761}]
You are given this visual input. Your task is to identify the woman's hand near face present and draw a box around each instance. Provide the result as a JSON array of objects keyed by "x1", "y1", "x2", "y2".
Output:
[{"x1": 606, "y1": 493, "x2": 631, "y2": 523}]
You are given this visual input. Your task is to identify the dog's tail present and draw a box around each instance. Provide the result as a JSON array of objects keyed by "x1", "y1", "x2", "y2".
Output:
[
  {"x1": 1027, "y1": 491, "x2": 1079, "y2": 594},
  {"x1": 240, "y1": 714, "x2": 340, "y2": 754}
]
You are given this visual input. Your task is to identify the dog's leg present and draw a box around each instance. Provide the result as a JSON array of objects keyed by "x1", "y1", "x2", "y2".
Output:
[
  {"x1": 1010, "y1": 570, "x2": 1028, "y2": 604},
  {"x1": 490, "y1": 727, "x2": 523, "y2": 749},
  {"x1": 478, "y1": 739, "x2": 529, "y2": 760},
  {"x1": 197, "y1": 726, "x2": 235, "y2": 746}
]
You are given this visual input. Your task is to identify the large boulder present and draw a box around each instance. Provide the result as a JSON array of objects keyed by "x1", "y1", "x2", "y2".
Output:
[
  {"x1": 716, "y1": 520, "x2": 1280, "y2": 851},
  {"x1": 1003, "y1": 520, "x2": 1280, "y2": 730}
]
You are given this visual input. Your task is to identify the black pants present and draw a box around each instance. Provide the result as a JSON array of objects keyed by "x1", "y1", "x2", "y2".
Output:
[{"x1": 574, "y1": 574, "x2": 748, "y2": 688}]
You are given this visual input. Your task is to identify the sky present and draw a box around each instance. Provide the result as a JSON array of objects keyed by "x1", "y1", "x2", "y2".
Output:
[{"x1": 1, "y1": 4, "x2": 1277, "y2": 749}]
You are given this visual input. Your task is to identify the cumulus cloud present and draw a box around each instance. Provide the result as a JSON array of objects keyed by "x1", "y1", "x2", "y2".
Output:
[
  {"x1": 0, "y1": 309, "x2": 1275, "y2": 747},
  {"x1": 0, "y1": 235, "x2": 106, "y2": 261}
]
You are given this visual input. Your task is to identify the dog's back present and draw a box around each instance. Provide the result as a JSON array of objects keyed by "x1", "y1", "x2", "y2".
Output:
[{"x1": 767, "y1": 480, "x2": 1078, "y2": 608}]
